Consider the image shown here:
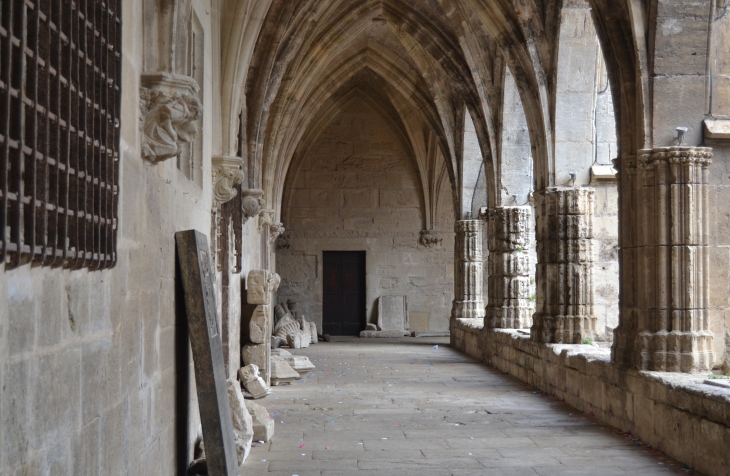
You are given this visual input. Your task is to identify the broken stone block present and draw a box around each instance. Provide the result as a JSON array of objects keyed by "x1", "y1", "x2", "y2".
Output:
[
  {"x1": 248, "y1": 305, "x2": 269, "y2": 344},
  {"x1": 247, "y1": 270, "x2": 281, "y2": 305},
  {"x1": 270, "y1": 359, "x2": 300, "y2": 386},
  {"x1": 244, "y1": 400, "x2": 275, "y2": 442},
  {"x1": 242, "y1": 343, "x2": 270, "y2": 384},
  {"x1": 274, "y1": 313, "x2": 300, "y2": 341},
  {"x1": 287, "y1": 331, "x2": 309, "y2": 349},
  {"x1": 271, "y1": 336, "x2": 283, "y2": 349},
  {"x1": 309, "y1": 321, "x2": 318, "y2": 344},
  {"x1": 238, "y1": 364, "x2": 271, "y2": 399},
  {"x1": 226, "y1": 379, "x2": 253, "y2": 465}
]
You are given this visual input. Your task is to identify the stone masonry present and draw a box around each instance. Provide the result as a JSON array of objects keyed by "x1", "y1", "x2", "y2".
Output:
[
  {"x1": 485, "y1": 206, "x2": 534, "y2": 329},
  {"x1": 532, "y1": 188, "x2": 598, "y2": 344},
  {"x1": 452, "y1": 220, "x2": 485, "y2": 321},
  {"x1": 613, "y1": 147, "x2": 715, "y2": 372}
]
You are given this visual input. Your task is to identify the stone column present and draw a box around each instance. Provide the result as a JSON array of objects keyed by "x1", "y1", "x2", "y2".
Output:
[
  {"x1": 451, "y1": 220, "x2": 485, "y2": 320},
  {"x1": 531, "y1": 188, "x2": 597, "y2": 343},
  {"x1": 485, "y1": 206, "x2": 534, "y2": 329},
  {"x1": 612, "y1": 147, "x2": 714, "y2": 372}
]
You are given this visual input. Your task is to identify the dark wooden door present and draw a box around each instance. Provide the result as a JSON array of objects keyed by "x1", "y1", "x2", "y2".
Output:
[{"x1": 322, "y1": 251, "x2": 366, "y2": 336}]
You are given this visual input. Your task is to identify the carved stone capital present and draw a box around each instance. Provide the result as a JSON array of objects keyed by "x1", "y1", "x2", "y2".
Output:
[
  {"x1": 258, "y1": 208, "x2": 275, "y2": 232},
  {"x1": 269, "y1": 223, "x2": 285, "y2": 244},
  {"x1": 241, "y1": 189, "x2": 265, "y2": 224},
  {"x1": 212, "y1": 156, "x2": 244, "y2": 207},
  {"x1": 419, "y1": 230, "x2": 442, "y2": 248},
  {"x1": 139, "y1": 73, "x2": 201, "y2": 164}
]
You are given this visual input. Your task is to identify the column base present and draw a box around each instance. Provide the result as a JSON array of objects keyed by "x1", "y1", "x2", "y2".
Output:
[
  {"x1": 485, "y1": 304, "x2": 534, "y2": 329},
  {"x1": 531, "y1": 312, "x2": 598, "y2": 344},
  {"x1": 613, "y1": 326, "x2": 714, "y2": 372},
  {"x1": 452, "y1": 300, "x2": 486, "y2": 319}
]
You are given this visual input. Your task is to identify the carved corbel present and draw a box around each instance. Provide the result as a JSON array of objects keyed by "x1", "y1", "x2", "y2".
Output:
[
  {"x1": 212, "y1": 156, "x2": 245, "y2": 207},
  {"x1": 269, "y1": 223, "x2": 285, "y2": 243},
  {"x1": 241, "y1": 189, "x2": 265, "y2": 223},
  {"x1": 258, "y1": 208, "x2": 275, "y2": 232},
  {"x1": 419, "y1": 230, "x2": 443, "y2": 248},
  {"x1": 139, "y1": 73, "x2": 201, "y2": 164}
]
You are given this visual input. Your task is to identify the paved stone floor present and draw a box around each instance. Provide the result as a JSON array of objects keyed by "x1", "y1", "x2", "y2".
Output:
[{"x1": 244, "y1": 338, "x2": 697, "y2": 476}]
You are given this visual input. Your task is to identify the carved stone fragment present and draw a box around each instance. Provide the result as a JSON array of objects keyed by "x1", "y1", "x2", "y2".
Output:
[
  {"x1": 244, "y1": 401, "x2": 275, "y2": 442},
  {"x1": 485, "y1": 207, "x2": 535, "y2": 329},
  {"x1": 247, "y1": 270, "x2": 280, "y2": 305},
  {"x1": 212, "y1": 156, "x2": 245, "y2": 207},
  {"x1": 247, "y1": 305, "x2": 269, "y2": 345},
  {"x1": 270, "y1": 359, "x2": 300, "y2": 386},
  {"x1": 242, "y1": 344, "x2": 270, "y2": 384},
  {"x1": 139, "y1": 73, "x2": 201, "y2": 164},
  {"x1": 419, "y1": 230, "x2": 443, "y2": 248},
  {"x1": 238, "y1": 364, "x2": 270, "y2": 399},
  {"x1": 226, "y1": 379, "x2": 253, "y2": 465},
  {"x1": 241, "y1": 189, "x2": 265, "y2": 223}
]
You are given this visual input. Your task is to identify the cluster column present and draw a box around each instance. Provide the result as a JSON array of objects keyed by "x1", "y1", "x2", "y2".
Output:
[
  {"x1": 531, "y1": 188, "x2": 597, "y2": 343},
  {"x1": 612, "y1": 147, "x2": 714, "y2": 372},
  {"x1": 485, "y1": 206, "x2": 534, "y2": 329},
  {"x1": 451, "y1": 220, "x2": 485, "y2": 320}
]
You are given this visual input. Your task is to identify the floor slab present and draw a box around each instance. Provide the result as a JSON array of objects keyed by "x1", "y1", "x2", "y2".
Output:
[{"x1": 245, "y1": 337, "x2": 698, "y2": 475}]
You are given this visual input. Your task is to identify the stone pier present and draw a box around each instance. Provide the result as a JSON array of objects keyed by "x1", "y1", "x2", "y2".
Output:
[
  {"x1": 485, "y1": 206, "x2": 534, "y2": 329},
  {"x1": 451, "y1": 220, "x2": 485, "y2": 321},
  {"x1": 612, "y1": 147, "x2": 715, "y2": 372},
  {"x1": 531, "y1": 188, "x2": 597, "y2": 344}
]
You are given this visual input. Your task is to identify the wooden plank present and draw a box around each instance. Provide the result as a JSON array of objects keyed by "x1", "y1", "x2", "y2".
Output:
[{"x1": 175, "y1": 229, "x2": 239, "y2": 476}]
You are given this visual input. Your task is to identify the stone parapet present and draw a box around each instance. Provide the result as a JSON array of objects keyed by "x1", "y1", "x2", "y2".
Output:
[
  {"x1": 612, "y1": 147, "x2": 714, "y2": 372},
  {"x1": 485, "y1": 206, "x2": 534, "y2": 329},
  {"x1": 531, "y1": 188, "x2": 597, "y2": 343},
  {"x1": 451, "y1": 220, "x2": 485, "y2": 320},
  {"x1": 450, "y1": 319, "x2": 730, "y2": 476}
]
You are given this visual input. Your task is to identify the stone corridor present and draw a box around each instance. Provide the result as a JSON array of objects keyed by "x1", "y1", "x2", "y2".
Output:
[{"x1": 244, "y1": 338, "x2": 692, "y2": 476}]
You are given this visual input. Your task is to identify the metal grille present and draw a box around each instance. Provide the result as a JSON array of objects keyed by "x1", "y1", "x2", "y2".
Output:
[{"x1": 0, "y1": 0, "x2": 121, "y2": 270}]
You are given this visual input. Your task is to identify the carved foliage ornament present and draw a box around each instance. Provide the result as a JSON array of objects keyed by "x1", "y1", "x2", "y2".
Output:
[
  {"x1": 419, "y1": 230, "x2": 442, "y2": 248},
  {"x1": 139, "y1": 73, "x2": 201, "y2": 164},
  {"x1": 212, "y1": 156, "x2": 245, "y2": 207}
]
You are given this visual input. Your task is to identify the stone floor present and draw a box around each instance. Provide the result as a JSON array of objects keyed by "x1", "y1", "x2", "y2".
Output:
[{"x1": 243, "y1": 337, "x2": 698, "y2": 476}]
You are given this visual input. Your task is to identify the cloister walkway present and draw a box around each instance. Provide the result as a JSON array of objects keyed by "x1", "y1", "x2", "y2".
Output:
[{"x1": 244, "y1": 338, "x2": 693, "y2": 476}]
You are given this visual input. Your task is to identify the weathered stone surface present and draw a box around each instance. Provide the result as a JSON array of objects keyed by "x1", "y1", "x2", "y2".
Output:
[
  {"x1": 377, "y1": 295, "x2": 409, "y2": 333},
  {"x1": 271, "y1": 349, "x2": 315, "y2": 377},
  {"x1": 247, "y1": 270, "x2": 280, "y2": 305},
  {"x1": 486, "y1": 207, "x2": 534, "y2": 330},
  {"x1": 309, "y1": 320, "x2": 318, "y2": 344},
  {"x1": 531, "y1": 188, "x2": 598, "y2": 344},
  {"x1": 175, "y1": 230, "x2": 239, "y2": 475},
  {"x1": 238, "y1": 364, "x2": 270, "y2": 400},
  {"x1": 244, "y1": 401, "x2": 275, "y2": 442},
  {"x1": 613, "y1": 147, "x2": 715, "y2": 372},
  {"x1": 226, "y1": 379, "x2": 253, "y2": 465},
  {"x1": 242, "y1": 343, "x2": 270, "y2": 384},
  {"x1": 452, "y1": 220, "x2": 485, "y2": 320},
  {"x1": 270, "y1": 359, "x2": 299, "y2": 386},
  {"x1": 247, "y1": 305, "x2": 269, "y2": 344},
  {"x1": 286, "y1": 332, "x2": 308, "y2": 349}
]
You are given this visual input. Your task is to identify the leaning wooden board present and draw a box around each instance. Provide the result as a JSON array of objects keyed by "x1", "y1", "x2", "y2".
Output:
[{"x1": 176, "y1": 230, "x2": 239, "y2": 475}]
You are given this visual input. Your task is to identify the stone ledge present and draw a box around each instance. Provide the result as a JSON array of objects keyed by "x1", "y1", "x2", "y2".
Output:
[{"x1": 450, "y1": 319, "x2": 730, "y2": 476}]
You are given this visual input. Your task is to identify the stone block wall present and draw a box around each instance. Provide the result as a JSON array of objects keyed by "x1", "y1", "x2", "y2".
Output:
[
  {"x1": 451, "y1": 319, "x2": 730, "y2": 476},
  {"x1": 277, "y1": 97, "x2": 455, "y2": 334}
]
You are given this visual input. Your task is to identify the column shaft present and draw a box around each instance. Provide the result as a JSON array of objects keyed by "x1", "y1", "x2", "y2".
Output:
[
  {"x1": 452, "y1": 220, "x2": 485, "y2": 320},
  {"x1": 612, "y1": 146, "x2": 714, "y2": 372},
  {"x1": 532, "y1": 188, "x2": 597, "y2": 343},
  {"x1": 485, "y1": 206, "x2": 534, "y2": 329}
]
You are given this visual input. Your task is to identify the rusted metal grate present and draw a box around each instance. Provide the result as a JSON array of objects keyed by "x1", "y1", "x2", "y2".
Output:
[{"x1": 0, "y1": 0, "x2": 121, "y2": 270}]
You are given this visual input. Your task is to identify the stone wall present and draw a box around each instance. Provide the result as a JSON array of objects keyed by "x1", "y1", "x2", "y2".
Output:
[
  {"x1": 451, "y1": 319, "x2": 730, "y2": 476},
  {"x1": 277, "y1": 97, "x2": 455, "y2": 334}
]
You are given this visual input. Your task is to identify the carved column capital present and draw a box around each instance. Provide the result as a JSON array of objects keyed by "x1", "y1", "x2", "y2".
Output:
[
  {"x1": 139, "y1": 73, "x2": 201, "y2": 164},
  {"x1": 241, "y1": 189, "x2": 265, "y2": 224},
  {"x1": 212, "y1": 156, "x2": 244, "y2": 207},
  {"x1": 269, "y1": 223, "x2": 285, "y2": 244}
]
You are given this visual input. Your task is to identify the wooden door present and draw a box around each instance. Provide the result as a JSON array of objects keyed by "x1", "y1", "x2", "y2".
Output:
[{"x1": 322, "y1": 251, "x2": 366, "y2": 335}]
